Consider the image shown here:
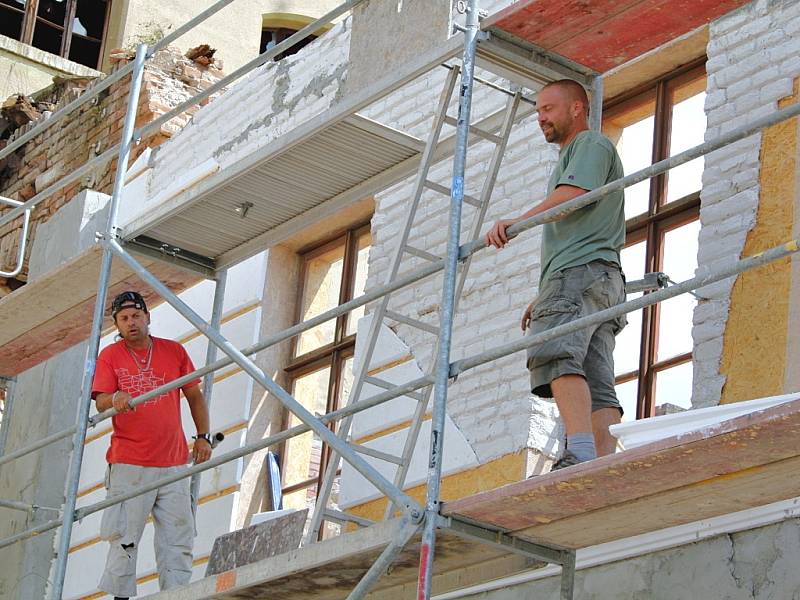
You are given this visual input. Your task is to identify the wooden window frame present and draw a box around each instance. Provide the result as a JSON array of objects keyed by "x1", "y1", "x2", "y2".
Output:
[
  {"x1": 277, "y1": 221, "x2": 371, "y2": 525},
  {"x1": 2, "y1": 0, "x2": 111, "y2": 70},
  {"x1": 605, "y1": 59, "x2": 706, "y2": 419}
]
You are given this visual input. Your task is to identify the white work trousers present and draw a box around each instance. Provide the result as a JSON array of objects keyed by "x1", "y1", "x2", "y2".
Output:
[{"x1": 98, "y1": 464, "x2": 194, "y2": 598}]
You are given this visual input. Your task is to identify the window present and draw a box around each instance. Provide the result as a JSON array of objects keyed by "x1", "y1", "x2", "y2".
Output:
[
  {"x1": 604, "y1": 62, "x2": 706, "y2": 420},
  {"x1": 280, "y1": 223, "x2": 371, "y2": 537},
  {"x1": 260, "y1": 27, "x2": 316, "y2": 61},
  {"x1": 0, "y1": 0, "x2": 111, "y2": 69}
]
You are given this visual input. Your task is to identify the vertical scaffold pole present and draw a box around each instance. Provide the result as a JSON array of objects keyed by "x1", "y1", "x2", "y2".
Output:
[
  {"x1": 190, "y1": 270, "x2": 227, "y2": 513},
  {"x1": 416, "y1": 2, "x2": 481, "y2": 598},
  {"x1": 50, "y1": 44, "x2": 148, "y2": 600},
  {"x1": 0, "y1": 376, "x2": 16, "y2": 456},
  {"x1": 589, "y1": 75, "x2": 603, "y2": 132}
]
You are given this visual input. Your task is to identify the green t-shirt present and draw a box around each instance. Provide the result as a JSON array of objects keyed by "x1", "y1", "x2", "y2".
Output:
[{"x1": 540, "y1": 130, "x2": 625, "y2": 285}]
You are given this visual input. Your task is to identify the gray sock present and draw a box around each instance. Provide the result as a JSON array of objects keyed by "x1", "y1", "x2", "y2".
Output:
[{"x1": 566, "y1": 432, "x2": 596, "y2": 462}]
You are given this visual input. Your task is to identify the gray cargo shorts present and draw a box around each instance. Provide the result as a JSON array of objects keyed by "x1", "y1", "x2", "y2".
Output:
[{"x1": 526, "y1": 260, "x2": 626, "y2": 414}]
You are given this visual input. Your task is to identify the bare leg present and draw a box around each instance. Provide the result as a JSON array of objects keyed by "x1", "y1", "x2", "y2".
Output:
[
  {"x1": 591, "y1": 408, "x2": 621, "y2": 456},
  {"x1": 550, "y1": 374, "x2": 592, "y2": 435}
]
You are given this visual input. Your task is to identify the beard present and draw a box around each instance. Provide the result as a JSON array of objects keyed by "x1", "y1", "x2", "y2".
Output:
[{"x1": 542, "y1": 124, "x2": 560, "y2": 143}]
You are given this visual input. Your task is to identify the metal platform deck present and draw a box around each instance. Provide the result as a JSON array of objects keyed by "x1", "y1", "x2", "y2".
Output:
[
  {"x1": 148, "y1": 397, "x2": 800, "y2": 599},
  {"x1": 134, "y1": 115, "x2": 426, "y2": 264}
]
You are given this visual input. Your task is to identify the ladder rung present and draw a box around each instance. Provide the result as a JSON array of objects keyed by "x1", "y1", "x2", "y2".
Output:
[
  {"x1": 364, "y1": 376, "x2": 425, "y2": 401},
  {"x1": 323, "y1": 509, "x2": 374, "y2": 528},
  {"x1": 443, "y1": 116, "x2": 503, "y2": 144},
  {"x1": 423, "y1": 179, "x2": 481, "y2": 207},
  {"x1": 350, "y1": 443, "x2": 405, "y2": 465},
  {"x1": 385, "y1": 309, "x2": 439, "y2": 335},
  {"x1": 404, "y1": 245, "x2": 442, "y2": 262}
]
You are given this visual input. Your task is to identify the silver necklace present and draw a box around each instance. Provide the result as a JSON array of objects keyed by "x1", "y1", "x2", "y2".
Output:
[{"x1": 125, "y1": 338, "x2": 153, "y2": 372}]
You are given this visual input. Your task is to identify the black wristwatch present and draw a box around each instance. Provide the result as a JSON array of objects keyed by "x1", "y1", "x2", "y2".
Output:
[{"x1": 193, "y1": 433, "x2": 212, "y2": 444}]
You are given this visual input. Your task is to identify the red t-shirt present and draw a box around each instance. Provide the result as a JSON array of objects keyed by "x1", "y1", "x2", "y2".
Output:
[{"x1": 92, "y1": 337, "x2": 201, "y2": 467}]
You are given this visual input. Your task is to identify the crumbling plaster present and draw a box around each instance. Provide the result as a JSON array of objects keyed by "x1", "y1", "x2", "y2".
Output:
[
  {"x1": 142, "y1": 17, "x2": 351, "y2": 205},
  {"x1": 692, "y1": 0, "x2": 800, "y2": 407},
  {"x1": 464, "y1": 517, "x2": 800, "y2": 600},
  {"x1": 0, "y1": 34, "x2": 101, "y2": 100},
  {"x1": 104, "y1": 0, "x2": 343, "y2": 73}
]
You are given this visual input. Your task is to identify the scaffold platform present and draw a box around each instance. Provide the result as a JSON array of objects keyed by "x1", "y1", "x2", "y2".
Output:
[{"x1": 149, "y1": 397, "x2": 800, "y2": 599}]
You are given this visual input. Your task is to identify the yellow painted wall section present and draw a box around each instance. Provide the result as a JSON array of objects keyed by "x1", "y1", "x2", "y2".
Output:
[
  {"x1": 346, "y1": 452, "x2": 526, "y2": 524},
  {"x1": 719, "y1": 80, "x2": 798, "y2": 403}
]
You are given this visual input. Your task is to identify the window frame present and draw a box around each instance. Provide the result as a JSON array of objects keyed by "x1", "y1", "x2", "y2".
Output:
[
  {"x1": 604, "y1": 59, "x2": 706, "y2": 419},
  {"x1": 1, "y1": 0, "x2": 111, "y2": 70},
  {"x1": 277, "y1": 221, "x2": 371, "y2": 527}
]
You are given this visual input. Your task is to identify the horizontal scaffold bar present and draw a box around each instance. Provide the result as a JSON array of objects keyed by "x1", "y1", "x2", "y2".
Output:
[
  {"x1": 0, "y1": 234, "x2": 796, "y2": 551},
  {"x1": 2, "y1": 96, "x2": 798, "y2": 466}
]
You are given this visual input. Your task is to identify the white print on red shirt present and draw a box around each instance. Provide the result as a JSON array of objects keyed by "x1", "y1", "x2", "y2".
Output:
[{"x1": 114, "y1": 367, "x2": 168, "y2": 407}]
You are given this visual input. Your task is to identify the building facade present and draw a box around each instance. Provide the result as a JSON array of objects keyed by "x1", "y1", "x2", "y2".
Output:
[
  {"x1": 0, "y1": 0, "x2": 341, "y2": 101},
  {"x1": 0, "y1": 0, "x2": 798, "y2": 597}
]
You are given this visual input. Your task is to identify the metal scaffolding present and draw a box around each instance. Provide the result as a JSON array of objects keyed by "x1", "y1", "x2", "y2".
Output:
[{"x1": 1, "y1": 0, "x2": 800, "y2": 598}]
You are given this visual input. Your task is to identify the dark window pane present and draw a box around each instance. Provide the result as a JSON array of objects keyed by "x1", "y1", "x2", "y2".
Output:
[
  {"x1": 0, "y1": 5, "x2": 24, "y2": 40},
  {"x1": 36, "y1": 0, "x2": 66, "y2": 26},
  {"x1": 32, "y1": 22, "x2": 63, "y2": 55},
  {"x1": 260, "y1": 27, "x2": 316, "y2": 61},
  {"x1": 73, "y1": 0, "x2": 106, "y2": 39},
  {"x1": 68, "y1": 33, "x2": 100, "y2": 67}
]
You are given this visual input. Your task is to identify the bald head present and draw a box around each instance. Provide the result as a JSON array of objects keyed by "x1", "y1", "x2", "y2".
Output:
[
  {"x1": 541, "y1": 80, "x2": 589, "y2": 115},
  {"x1": 537, "y1": 79, "x2": 590, "y2": 147}
]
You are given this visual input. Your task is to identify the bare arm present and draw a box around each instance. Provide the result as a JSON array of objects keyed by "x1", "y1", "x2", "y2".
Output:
[
  {"x1": 485, "y1": 184, "x2": 587, "y2": 249},
  {"x1": 184, "y1": 384, "x2": 212, "y2": 463},
  {"x1": 95, "y1": 391, "x2": 133, "y2": 413}
]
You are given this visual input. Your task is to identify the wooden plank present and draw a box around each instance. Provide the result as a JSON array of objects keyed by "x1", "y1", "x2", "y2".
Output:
[
  {"x1": 148, "y1": 519, "x2": 534, "y2": 600},
  {"x1": 444, "y1": 399, "x2": 800, "y2": 547},
  {"x1": 485, "y1": 0, "x2": 751, "y2": 72},
  {"x1": 485, "y1": 0, "x2": 643, "y2": 51},
  {"x1": 514, "y1": 454, "x2": 800, "y2": 548},
  {"x1": 0, "y1": 246, "x2": 202, "y2": 375}
]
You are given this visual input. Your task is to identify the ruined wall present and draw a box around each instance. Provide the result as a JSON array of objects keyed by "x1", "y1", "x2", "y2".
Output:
[
  {"x1": 105, "y1": 0, "x2": 343, "y2": 73},
  {"x1": 0, "y1": 35, "x2": 101, "y2": 101},
  {"x1": 692, "y1": 0, "x2": 800, "y2": 407},
  {"x1": 0, "y1": 47, "x2": 224, "y2": 289}
]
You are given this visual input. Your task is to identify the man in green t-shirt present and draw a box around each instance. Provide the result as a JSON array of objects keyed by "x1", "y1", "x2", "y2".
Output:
[{"x1": 486, "y1": 79, "x2": 626, "y2": 469}]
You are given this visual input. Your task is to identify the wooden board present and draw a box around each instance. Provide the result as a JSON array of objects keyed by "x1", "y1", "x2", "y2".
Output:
[
  {"x1": 147, "y1": 518, "x2": 535, "y2": 600},
  {"x1": 484, "y1": 0, "x2": 751, "y2": 72},
  {"x1": 444, "y1": 398, "x2": 800, "y2": 548},
  {"x1": 0, "y1": 245, "x2": 202, "y2": 375}
]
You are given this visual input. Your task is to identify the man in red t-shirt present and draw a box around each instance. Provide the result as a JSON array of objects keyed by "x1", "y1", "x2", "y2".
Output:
[{"x1": 92, "y1": 291, "x2": 213, "y2": 599}]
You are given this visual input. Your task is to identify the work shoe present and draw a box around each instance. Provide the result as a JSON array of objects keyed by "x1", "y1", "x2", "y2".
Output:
[{"x1": 550, "y1": 449, "x2": 583, "y2": 471}]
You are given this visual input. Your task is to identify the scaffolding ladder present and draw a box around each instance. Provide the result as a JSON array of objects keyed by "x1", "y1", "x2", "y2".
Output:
[{"x1": 307, "y1": 61, "x2": 529, "y2": 541}]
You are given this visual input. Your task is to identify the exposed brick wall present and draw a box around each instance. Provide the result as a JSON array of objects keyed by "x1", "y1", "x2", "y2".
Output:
[
  {"x1": 692, "y1": 0, "x2": 800, "y2": 407},
  {"x1": 0, "y1": 47, "x2": 225, "y2": 288}
]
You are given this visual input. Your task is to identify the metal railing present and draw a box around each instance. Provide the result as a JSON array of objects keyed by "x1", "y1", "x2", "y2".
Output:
[{"x1": 0, "y1": 0, "x2": 798, "y2": 598}]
